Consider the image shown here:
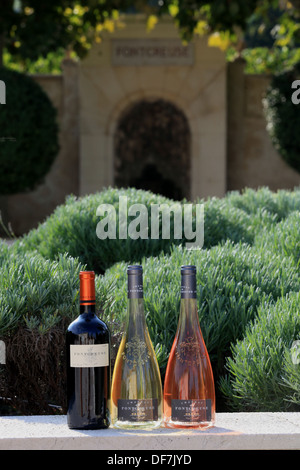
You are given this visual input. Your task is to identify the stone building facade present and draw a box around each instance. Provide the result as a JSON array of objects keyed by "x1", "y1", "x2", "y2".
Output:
[{"x1": 3, "y1": 15, "x2": 300, "y2": 234}]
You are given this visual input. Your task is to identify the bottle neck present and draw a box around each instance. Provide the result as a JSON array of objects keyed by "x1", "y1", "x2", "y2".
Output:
[
  {"x1": 79, "y1": 271, "x2": 96, "y2": 316},
  {"x1": 179, "y1": 297, "x2": 198, "y2": 329},
  {"x1": 178, "y1": 270, "x2": 199, "y2": 330},
  {"x1": 80, "y1": 303, "x2": 96, "y2": 315},
  {"x1": 126, "y1": 268, "x2": 146, "y2": 333}
]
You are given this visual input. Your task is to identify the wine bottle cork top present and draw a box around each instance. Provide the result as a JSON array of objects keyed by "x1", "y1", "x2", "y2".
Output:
[{"x1": 181, "y1": 265, "x2": 196, "y2": 274}]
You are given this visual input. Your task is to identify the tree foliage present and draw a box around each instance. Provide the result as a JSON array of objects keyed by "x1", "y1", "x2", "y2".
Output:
[
  {"x1": 1, "y1": 1, "x2": 299, "y2": 73},
  {"x1": 227, "y1": 0, "x2": 300, "y2": 73},
  {"x1": 0, "y1": 0, "x2": 264, "y2": 65},
  {"x1": 0, "y1": 67, "x2": 59, "y2": 194},
  {"x1": 1, "y1": 0, "x2": 300, "y2": 72},
  {"x1": 263, "y1": 61, "x2": 300, "y2": 174}
]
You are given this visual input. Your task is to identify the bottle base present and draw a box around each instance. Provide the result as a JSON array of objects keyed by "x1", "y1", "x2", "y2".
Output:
[
  {"x1": 67, "y1": 417, "x2": 110, "y2": 430},
  {"x1": 112, "y1": 420, "x2": 162, "y2": 430},
  {"x1": 68, "y1": 424, "x2": 109, "y2": 431},
  {"x1": 163, "y1": 419, "x2": 214, "y2": 430}
]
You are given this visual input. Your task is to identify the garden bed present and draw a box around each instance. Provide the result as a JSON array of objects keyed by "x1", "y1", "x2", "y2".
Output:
[{"x1": 0, "y1": 186, "x2": 300, "y2": 416}]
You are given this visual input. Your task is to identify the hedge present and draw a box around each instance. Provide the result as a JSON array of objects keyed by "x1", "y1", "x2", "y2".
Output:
[
  {"x1": 0, "y1": 244, "x2": 116, "y2": 415},
  {"x1": 99, "y1": 241, "x2": 300, "y2": 379},
  {"x1": 18, "y1": 186, "x2": 279, "y2": 274},
  {"x1": 221, "y1": 292, "x2": 300, "y2": 411},
  {"x1": 255, "y1": 210, "x2": 300, "y2": 267}
]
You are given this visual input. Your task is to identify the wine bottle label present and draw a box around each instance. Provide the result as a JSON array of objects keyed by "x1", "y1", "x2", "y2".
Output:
[
  {"x1": 127, "y1": 266, "x2": 143, "y2": 298},
  {"x1": 118, "y1": 399, "x2": 158, "y2": 422},
  {"x1": 70, "y1": 344, "x2": 109, "y2": 368},
  {"x1": 171, "y1": 399, "x2": 212, "y2": 422},
  {"x1": 181, "y1": 273, "x2": 196, "y2": 299},
  {"x1": 128, "y1": 280, "x2": 143, "y2": 298}
]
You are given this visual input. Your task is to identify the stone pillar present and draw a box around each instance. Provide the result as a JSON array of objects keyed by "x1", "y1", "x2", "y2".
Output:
[
  {"x1": 226, "y1": 58, "x2": 246, "y2": 190},
  {"x1": 61, "y1": 59, "x2": 80, "y2": 195}
]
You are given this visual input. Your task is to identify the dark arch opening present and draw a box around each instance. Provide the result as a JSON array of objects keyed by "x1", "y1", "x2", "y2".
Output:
[{"x1": 114, "y1": 98, "x2": 191, "y2": 200}]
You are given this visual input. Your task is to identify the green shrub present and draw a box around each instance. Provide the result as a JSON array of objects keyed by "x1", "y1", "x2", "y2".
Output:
[
  {"x1": 196, "y1": 196, "x2": 255, "y2": 246},
  {"x1": 19, "y1": 186, "x2": 300, "y2": 276},
  {"x1": 255, "y1": 211, "x2": 300, "y2": 267},
  {"x1": 0, "y1": 244, "x2": 114, "y2": 415},
  {"x1": 226, "y1": 186, "x2": 300, "y2": 222},
  {"x1": 221, "y1": 292, "x2": 300, "y2": 411},
  {"x1": 0, "y1": 67, "x2": 59, "y2": 194},
  {"x1": 281, "y1": 340, "x2": 300, "y2": 408},
  {"x1": 0, "y1": 250, "x2": 80, "y2": 336},
  {"x1": 263, "y1": 62, "x2": 300, "y2": 173},
  {"x1": 18, "y1": 187, "x2": 257, "y2": 274},
  {"x1": 3, "y1": 186, "x2": 300, "y2": 414},
  {"x1": 18, "y1": 188, "x2": 179, "y2": 273},
  {"x1": 99, "y1": 241, "x2": 300, "y2": 380}
]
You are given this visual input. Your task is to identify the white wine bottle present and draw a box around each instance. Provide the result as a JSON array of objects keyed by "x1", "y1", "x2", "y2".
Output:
[{"x1": 111, "y1": 265, "x2": 162, "y2": 429}]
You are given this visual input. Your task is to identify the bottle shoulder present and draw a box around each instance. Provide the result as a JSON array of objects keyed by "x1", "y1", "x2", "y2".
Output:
[{"x1": 67, "y1": 313, "x2": 109, "y2": 335}]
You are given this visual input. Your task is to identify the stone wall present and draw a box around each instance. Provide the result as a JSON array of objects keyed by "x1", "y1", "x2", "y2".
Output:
[
  {"x1": 2, "y1": 52, "x2": 300, "y2": 236},
  {"x1": 78, "y1": 18, "x2": 227, "y2": 202},
  {"x1": 227, "y1": 59, "x2": 300, "y2": 192},
  {"x1": 3, "y1": 60, "x2": 79, "y2": 235}
]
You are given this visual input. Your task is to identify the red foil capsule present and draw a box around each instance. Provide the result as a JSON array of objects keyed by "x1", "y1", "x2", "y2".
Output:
[{"x1": 79, "y1": 271, "x2": 95, "y2": 305}]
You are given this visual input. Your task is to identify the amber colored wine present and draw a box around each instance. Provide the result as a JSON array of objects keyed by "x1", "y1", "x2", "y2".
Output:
[
  {"x1": 111, "y1": 265, "x2": 162, "y2": 429},
  {"x1": 66, "y1": 271, "x2": 111, "y2": 429},
  {"x1": 163, "y1": 265, "x2": 215, "y2": 429}
]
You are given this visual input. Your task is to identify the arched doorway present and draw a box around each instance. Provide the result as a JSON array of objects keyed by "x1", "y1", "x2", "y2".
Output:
[{"x1": 114, "y1": 99, "x2": 191, "y2": 200}]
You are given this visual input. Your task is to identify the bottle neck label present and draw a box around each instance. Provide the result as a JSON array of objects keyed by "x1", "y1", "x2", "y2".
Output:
[
  {"x1": 181, "y1": 274, "x2": 196, "y2": 299},
  {"x1": 128, "y1": 273, "x2": 143, "y2": 299}
]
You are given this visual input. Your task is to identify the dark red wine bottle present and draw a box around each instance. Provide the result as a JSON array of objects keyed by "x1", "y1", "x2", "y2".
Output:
[{"x1": 66, "y1": 271, "x2": 111, "y2": 429}]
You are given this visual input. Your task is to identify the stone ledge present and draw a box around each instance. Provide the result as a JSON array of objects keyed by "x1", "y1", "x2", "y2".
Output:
[{"x1": 0, "y1": 412, "x2": 299, "y2": 450}]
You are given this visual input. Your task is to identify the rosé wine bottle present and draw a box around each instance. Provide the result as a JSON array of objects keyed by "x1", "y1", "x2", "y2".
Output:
[{"x1": 163, "y1": 265, "x2": 215, "y2": 429}]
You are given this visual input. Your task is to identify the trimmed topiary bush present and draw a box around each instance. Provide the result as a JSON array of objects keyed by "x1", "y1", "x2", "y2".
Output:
[
  {"x1": 226, "y1": 186, "x2": 300, "y2": 222},
  {"x1": 263, "y1": 62, "x2": 300, "y2": 173},
  {"x1": 18, "y1": 188, "x2": 181, "y2": 274},
  {"x1": 18, "y1": 187, "x2": 257, "y2": 274},
  {"x1": 0, "y1": 67, "x2": 59, "y2": 194}
]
